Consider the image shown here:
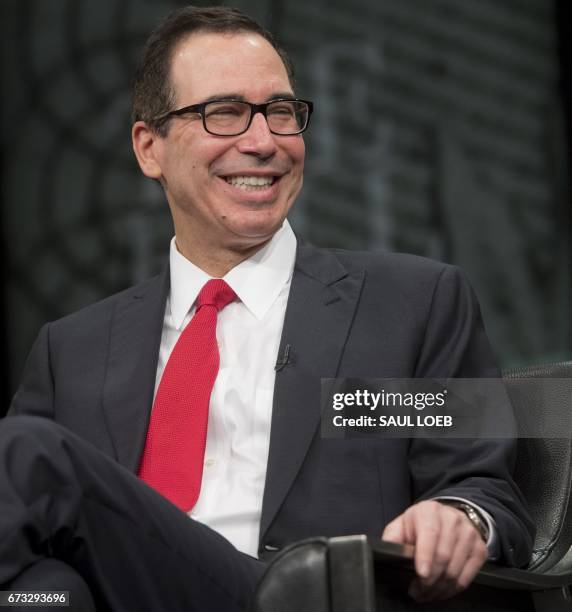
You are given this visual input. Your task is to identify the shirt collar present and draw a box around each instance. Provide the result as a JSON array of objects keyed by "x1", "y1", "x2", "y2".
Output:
[{"x1": 169, "y1": 220, "x2": 297, "y2": 329}]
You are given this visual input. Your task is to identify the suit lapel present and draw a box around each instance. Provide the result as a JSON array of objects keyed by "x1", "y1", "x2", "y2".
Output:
[
  {"x1": 102, "y1": 268, "x2": 169, "y2": 471},
  {"x1": 260, "y1": 244, "x2": 365, "y2": 541}
]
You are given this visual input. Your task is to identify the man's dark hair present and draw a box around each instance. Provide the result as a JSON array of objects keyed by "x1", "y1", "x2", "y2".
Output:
[{"x1": 131, "y1": 5, "x2": 295, "y2": 136}]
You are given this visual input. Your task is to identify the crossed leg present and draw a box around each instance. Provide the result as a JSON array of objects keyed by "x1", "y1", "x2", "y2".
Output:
[{"x1": 0, "y1": 416, "x2": 265, "y2": 612}]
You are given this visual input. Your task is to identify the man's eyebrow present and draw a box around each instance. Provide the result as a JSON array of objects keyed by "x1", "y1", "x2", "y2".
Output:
[
  {"x1": 200, "y1": 92, "x2": 296, "y2": 104},
  {"x1": 201, "y1": 93, "x2": 245, "y2": 103},
  {"x1": 267, "y1": 92, "x2": 297, "y2": 101}
]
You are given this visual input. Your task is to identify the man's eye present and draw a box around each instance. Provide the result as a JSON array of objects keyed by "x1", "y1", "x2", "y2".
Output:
[
  {"x1": 206, "y1": 105, "x2": 243, "y2": 117},
  {"x1": 269, "y1": 104, "x2": 295, "y2": 116}
]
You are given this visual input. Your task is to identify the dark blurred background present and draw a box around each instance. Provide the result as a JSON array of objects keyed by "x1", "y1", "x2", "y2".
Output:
[{"x1": 2, "y1": 0, "x2": 571, "y2": 408}]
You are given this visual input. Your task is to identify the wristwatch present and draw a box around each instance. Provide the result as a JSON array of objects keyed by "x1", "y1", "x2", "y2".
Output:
[{"x1": 442, "y1": 501, "x2": 489, "y2": 543}]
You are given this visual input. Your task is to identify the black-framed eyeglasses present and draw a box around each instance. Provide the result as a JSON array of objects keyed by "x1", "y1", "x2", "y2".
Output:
[{"x1": 152, "y1": 98, "x2": 313, "y2": 136}]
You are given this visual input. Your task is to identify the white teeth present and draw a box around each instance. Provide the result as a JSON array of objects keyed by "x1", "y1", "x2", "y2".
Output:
[{"x1": 225, "y1": 175, "x2": 275, "y2": 189}]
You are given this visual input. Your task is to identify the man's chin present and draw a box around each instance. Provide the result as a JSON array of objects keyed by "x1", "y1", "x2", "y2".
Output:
[
  {"x1": 226, "y1": 211, "x2": 287, "y2": 238},
  {"x1": 224, "y1": 220, "x2": 285, "y2": 250}
]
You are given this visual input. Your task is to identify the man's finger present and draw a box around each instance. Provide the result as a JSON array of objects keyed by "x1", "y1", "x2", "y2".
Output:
[
  {"x1": 420, "y1": 508, "x2": 460, "y2": 585},
  {"x1": 412, "y1": 540, "x2": 472, "y2": 603},
  {"x1": 442, "y1": 524, "x2": 478, "y2": 584},
  {"x1": 411, "y1": 507, "x2": 440, "y2": 579},
  {"x1": 427, "y1": 542, "x2": 486, "y2": 601},
  {"x1": 455, "y1": 541, "x2": 488, "y2": 591}
]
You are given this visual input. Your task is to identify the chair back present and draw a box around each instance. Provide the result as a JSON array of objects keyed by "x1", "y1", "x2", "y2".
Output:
[{"x1": 503, "y1": 362, "x2": 572, "y2": 572}]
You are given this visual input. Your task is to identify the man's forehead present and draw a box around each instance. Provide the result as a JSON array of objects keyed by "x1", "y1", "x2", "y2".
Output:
[
  {"x1": 175, "y1": 29, "x2": 269, "y2": 54},
  {"x1": 169, "y1": 31, "x2": 292, "y2": 102},
  {"x1": 199, "y1": 91, "x2": 296, "y2": 103}
]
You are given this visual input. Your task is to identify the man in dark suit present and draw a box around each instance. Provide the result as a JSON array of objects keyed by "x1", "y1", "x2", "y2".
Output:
[{"x1": 0, "y1": 6, "x2": 534, "y2": 611}]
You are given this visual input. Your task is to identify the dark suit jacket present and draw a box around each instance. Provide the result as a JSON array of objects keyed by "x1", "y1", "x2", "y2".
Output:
[{"x1": 8, "y1": 242, "x2": 535, "y2": 566}]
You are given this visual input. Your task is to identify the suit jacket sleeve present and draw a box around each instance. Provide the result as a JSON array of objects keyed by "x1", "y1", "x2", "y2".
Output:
[{"x1": 409, "y1": 264, "x2": 535, "y2": 567}]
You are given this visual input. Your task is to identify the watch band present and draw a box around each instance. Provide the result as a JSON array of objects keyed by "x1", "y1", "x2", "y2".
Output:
[{"x1": 442, "y1": 501, "x2": 489, "y2": 542}]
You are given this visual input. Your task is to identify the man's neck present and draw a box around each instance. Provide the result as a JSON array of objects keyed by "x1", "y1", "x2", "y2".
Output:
[{"x1": 174, "y1": 235, "x2": 273, "y2": 277}]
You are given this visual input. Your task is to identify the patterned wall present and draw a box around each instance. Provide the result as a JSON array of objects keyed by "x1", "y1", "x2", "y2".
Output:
[
  {"x1": 2, "y1": 0, "x2": 570, "y2": 393},
  {"x1": 284, "y1": 0, "x2": 570, "y2": 365}
]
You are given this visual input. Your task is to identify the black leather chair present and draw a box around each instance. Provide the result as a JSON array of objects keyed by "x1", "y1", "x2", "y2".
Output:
[
  {"x1": 505, "y1": 362, "x2": 572, "y2": 573},
  {"x1": 252, "y1": 362, "x2": 572, "y2": 612}
]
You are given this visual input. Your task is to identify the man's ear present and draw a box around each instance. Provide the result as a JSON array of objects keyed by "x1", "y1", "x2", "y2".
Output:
[{"x1": 132, "y1": 121, "x2": 163, "y2": 179}]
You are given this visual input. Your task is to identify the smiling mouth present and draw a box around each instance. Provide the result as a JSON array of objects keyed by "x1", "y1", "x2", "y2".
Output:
[{"x1": 223, "y1": 175, "x2": 278, "y2": 191}]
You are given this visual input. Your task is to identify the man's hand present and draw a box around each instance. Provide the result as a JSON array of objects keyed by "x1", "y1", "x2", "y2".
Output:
[{"x1": 381, "y1": 500, "x2": 488, "y2": 601}]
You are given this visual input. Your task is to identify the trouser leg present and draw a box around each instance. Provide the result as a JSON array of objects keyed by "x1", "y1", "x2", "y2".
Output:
[{"x1": 0, "y1": 416, "x2": 265, "y2": 612}]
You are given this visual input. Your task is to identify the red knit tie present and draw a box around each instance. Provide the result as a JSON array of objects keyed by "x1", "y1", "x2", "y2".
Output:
[{"x1": 138, "y1": 279, "x2": 236, "y2": 511}]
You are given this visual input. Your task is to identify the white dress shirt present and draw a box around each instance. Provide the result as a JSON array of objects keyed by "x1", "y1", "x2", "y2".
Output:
[
  {"x1": 154, "y1": 221, "x2": 297, "y2": 557},
  {"x1": 154, "y1": 220, "x2": 497, "y2": 558}
]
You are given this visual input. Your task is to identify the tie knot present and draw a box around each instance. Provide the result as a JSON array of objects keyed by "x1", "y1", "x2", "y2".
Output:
[{"x1": 196, "y1": 279, "x2": 236, "y2": 312}]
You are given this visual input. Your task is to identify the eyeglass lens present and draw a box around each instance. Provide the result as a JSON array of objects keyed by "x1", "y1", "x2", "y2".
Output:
[{"x1": 204, "y1": 100, "x2": 308, "y2": 135}]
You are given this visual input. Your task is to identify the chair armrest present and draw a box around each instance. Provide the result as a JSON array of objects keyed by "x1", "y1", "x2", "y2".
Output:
[
  {"x1": 252, "y1": 536, "x2": 572, "y2": 612},
  {"x1": 251, "y1": 538, "x2": 331, "y2": 612},
  {"x1": 369, "y1": 538, "x2": 572, "y2": 591}
]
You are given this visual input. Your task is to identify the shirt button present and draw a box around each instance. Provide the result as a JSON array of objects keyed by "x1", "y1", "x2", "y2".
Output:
[{"x1": 204, "y1": 459, "x2": 215, "y2": 468}]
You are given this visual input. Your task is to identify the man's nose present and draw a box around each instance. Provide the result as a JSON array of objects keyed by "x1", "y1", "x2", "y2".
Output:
[{"x1": 235, "y1": 111, "x2": 277, "y2": 158}]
